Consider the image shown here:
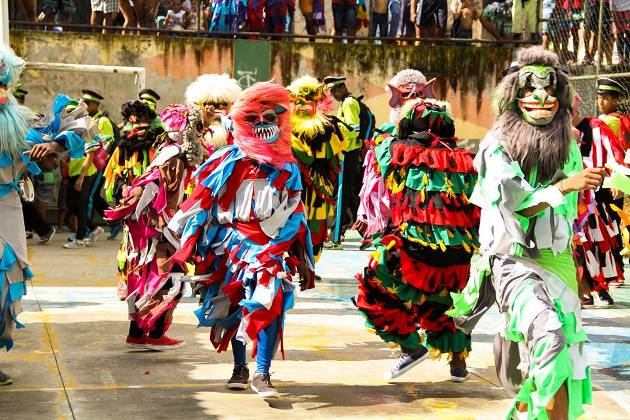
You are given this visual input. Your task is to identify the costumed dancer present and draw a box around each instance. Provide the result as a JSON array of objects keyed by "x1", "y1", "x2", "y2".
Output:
[
  {"x1": 167, "y1": 82, "x2": 315, "y2": 398},
  {"x1": 185, "y1": 73, "x2": 242, "y2": 152},
  {"x1": 103, "y1": 100, "x2": 164, "y2": 204},
  {"x1": 592, "y1": 77, "x2": 629, "y2": 288},
  {"x1": 105, "y1": 104, "x2": 206, "y2": 350},
  {"x1": 448, "y1": 47, "x2": 598, "y2": 419},
  {"x1": 287, "y1": 76, "x2": 346, "y2": 261},
  {"x1": 0, "y1": 47, "x2": 90, "y2": 385},
  {"x1": 354, "y1": 98, "x2": 479, "y2": 382},
  {"x1": 355, "y1": 69, "x2": 436, "y2": 244},
  {"x1": 573, "y1": 111, "x2": 625, "y2": 306}
]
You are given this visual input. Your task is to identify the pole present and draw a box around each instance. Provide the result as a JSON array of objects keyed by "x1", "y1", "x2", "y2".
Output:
[
  {"x1": 595, "y1": 0, "x2": 604, "y2": 76},
  {"x1": 333, "y1": 155, "x2": 345, "y2": 244},
  {"x1": 1, "y1": 0, "x2": 9, "y2": 47}
]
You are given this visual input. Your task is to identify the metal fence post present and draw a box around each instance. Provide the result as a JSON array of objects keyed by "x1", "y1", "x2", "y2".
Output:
[{"x1": 595, "y1": 0, "x2": 604, "y2": 75}]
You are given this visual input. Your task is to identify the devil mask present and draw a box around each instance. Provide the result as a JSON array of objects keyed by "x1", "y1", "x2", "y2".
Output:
[{"x1": 230, "y1": 82, "x2": 295, "y2": 168}]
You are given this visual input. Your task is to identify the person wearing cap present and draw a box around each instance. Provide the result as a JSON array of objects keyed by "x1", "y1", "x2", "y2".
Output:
[
  {"x1": 138, "y1": 88, "x2": 166, "y2": 130},
  {"x1": 13, "y1": 83, "x2": 28, "y2": 106},
  {"x1": 138, "y1": 88, "x2": 160, "y2": 111},
  {"x1": 596, "y1": 77, "x2": 629, "y2": 141},
  {"x1": 323, "y1": 76, "x2": 364, "y2": 250},
  {"x1": 63, "y1": 96, "x2": 107, "y2": 249},
  {"x1": 594, "y1": 76, "x2": 629, "y2": 290}
]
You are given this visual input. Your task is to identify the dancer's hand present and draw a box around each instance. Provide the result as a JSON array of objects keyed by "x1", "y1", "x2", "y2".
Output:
[
  {"x1": 26, "y1": 142, "x2": 63, "y2": 160},
  {"x1": 560, "y1": 168, "x2": 606, "y2": 193}
]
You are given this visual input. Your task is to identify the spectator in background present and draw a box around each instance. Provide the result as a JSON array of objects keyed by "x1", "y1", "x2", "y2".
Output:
[
  {"x1": 135, "y1": 0, "x2": 160, "y2": 28},
  {"x1": 541, "y1": 0, "x2": 556, "y2": 49},
  {"x1": 264, "y1": 0, "x2": 290, "y2": 34},
  {"x1": 554, "y1": 0, "x2": 583, "y2": 64},
  {"x1": 332, "y1": 0, "x2": 358, "y2": 42},
  {"x1": 451, "y1": 0, "x2": 480, "y2": 39},
  {"x1": 300, "y1": 0, "x2": 318, "y2": 40},
  {"x1": 612, "y1": 0, "x2": 630, "y2": 63},
  {"x1": 583, "y1": 0, "x2": 614, "y2": 64},
  {"x1": 411, "y1": 0, "x2": 447, "y2": 41},
  {"x1": 91, "y1": 0, "x2": 120, "y2": 33},
  {"x1": 512, "y1": 0, "x2": 540, "y2": 40},
  {"x1": 400, "y1": 0, "x2": 416, "y2": 43},
  {"x1": 164, "y1": 0, "x2": 193, "y2": 30},
  {"x1": 479, "y1": 0, "x2": 513, "y2": 41},
  {"x1": 14, "y1": 0, "x2": 38, "y2": 22},
  {"x1": 370, "y1": 0, "x2": 389, "y2": 40},
  {"x1": 118, "y1": 0, "x2": 137, "y2": 32},
  {"x1": 388, "y1": 0, "x2": 403, "y2": 38},
  {"x1": 37, "y1": 0, "x2": 76, "y2": 26}
]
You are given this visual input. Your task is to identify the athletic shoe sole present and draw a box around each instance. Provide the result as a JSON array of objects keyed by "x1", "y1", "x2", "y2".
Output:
[
  {"x1": 126, "y1": 342, "x2": 147, "y2": 349},
  {"x1": 227, "y1": 383, "x2": 249, "y2": 390},
  {"x1": 144, "y1": 342, "x2": 186, "y2": 351},
  {"x1": 0, "y1": 378, "x2": 13, "y2": 386},
  {"x1": 384, "y1": 351, "x2": 430, "y2": 380},
  {"x1": 450, "y1": 374, "x2": 468, "y2": 382},
  {"x1": 251, "y1": 384, "x2": 279, "y2": 398}
]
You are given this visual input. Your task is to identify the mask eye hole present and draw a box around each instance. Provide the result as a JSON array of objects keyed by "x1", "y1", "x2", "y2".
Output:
[
  {"x1": 244, "y1": 113, "x2": 259, "y2": 124},
  {"x1": 261, "y1": 110, "x2": 278, "y2": 124}
]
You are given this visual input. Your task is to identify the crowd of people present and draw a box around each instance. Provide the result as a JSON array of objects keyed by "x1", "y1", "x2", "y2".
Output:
[
  {"x1": 9, "y1": 0, "x2": 629, "y2": 50},
  {"x1": 2, "y1": 43, "x2": 630, "y2": 419}
]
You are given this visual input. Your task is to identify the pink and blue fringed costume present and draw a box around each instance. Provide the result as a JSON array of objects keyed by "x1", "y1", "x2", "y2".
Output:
[{"x1": 167, "y1": 82, "x2": 315, "y2": 371}]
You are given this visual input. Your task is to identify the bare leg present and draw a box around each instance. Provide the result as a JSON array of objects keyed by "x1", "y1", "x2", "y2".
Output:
[
  {"x1": 546, "y1": 383, "x2": 569, "y2": 420},
  {"x1": 119, "y1": 0, "x2": 136, "y2": 34}
]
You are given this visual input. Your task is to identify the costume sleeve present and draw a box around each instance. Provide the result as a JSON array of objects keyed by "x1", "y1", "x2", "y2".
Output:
[{"x1": 470, "y1": 136, "x2": 566, "y2": 220}]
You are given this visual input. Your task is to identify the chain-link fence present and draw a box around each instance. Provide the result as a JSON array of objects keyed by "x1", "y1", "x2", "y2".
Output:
[{"x1": 539, "y1": 0, "x2": 629, "y2": 114}]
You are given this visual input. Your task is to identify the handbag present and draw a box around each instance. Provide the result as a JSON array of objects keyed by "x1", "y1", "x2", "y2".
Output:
[{"x1": 92, "y1": 141, "x2": 108, "y2": 170}]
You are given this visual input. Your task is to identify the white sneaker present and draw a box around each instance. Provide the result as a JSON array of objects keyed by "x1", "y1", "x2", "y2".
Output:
[
  {"x1": 63, "y1": 240, "x2": 87, "y2": 249},
  {"x1": 90, "y1": 226, "x2": 105, "y2": 243}
]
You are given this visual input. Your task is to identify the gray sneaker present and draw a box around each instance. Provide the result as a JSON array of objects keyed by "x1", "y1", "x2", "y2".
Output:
[
  {"x1": 38, "y1": 227, "x2": 56, "y2": 245},
  {"x1": 90, "y1": 226, "x2": 105, "y2": 243},
  {"x1": 0, "y1": 370, "x2": 13, "y2": 386},
  {"x1": 385, "y1": 345, "x2": 429, "y2": 380},
  {"x1": 63, "y1": 239, "x2": 87, "y2": 249},
  {"x1": 251, "y1": 372, "x2": 279, "y2": 398},
  {"x1": 227, "y1": 363, "x2": 249, "y2": 390}
]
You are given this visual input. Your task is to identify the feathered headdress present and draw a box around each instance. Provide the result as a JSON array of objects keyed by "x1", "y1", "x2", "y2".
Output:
[
  {"x1": 185, "y1": 74, "x2": 242, "y2": 106},
  {"x1": 230, "y1": 81, "x2": 295, "y2": 168}
]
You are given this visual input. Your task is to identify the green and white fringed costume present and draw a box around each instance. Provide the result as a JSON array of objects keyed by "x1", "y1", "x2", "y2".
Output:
[{"x1": 449, "y1": 47, "x2": 592, "y2": 420}]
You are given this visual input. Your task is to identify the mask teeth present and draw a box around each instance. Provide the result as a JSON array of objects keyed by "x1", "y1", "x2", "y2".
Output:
[{"x1": 254, "y1": 125, "x2": 278, "y2": 140}]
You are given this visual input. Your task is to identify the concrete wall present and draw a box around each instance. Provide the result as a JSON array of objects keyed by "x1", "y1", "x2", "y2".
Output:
[{"x1": 10, "y1": 30, "x2": 513, "y2": 142}]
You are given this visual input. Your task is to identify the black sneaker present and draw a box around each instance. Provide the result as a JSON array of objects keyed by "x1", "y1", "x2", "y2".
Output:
[
  {"x1": 449, "y1": 352, "x2": 468, "y2": 382},
  {"x1": 38, "y1": 226, "x2": 56, "y2": 245},
  {"x1": 251, "y1": 372, "x2": 279, "y2": 398},
  {"x1": 597, "y1": 289, "x2": 614, "y2": 307},
  {"x1": 384, "y1": 345, "x2": 429, "y2": 380},
  {"x1": 450, "y1": 367, "x2": 469, "y2": 382},
  {"x1": 0, "y1": 370, "x2": 13, "y2": 386},
  {"x1": 359, "y1": 240, "x2": 372, "y2": 251},
  {"x1": 581, "y1": 294, "x2": 594, "y2": 308},
  {"x1": 227, "y1": 363, "x2": 249, "y2": 390}
]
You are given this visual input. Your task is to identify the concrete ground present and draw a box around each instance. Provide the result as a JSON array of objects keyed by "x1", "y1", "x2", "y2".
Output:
[{"x1": 2, "y1": 232, "x2": 630, "y2": 420}]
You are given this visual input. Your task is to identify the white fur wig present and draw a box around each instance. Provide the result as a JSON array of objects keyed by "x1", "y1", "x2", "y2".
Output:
[{"x1": 185, "y1": 74, "x2": 242, "y2": 106}]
